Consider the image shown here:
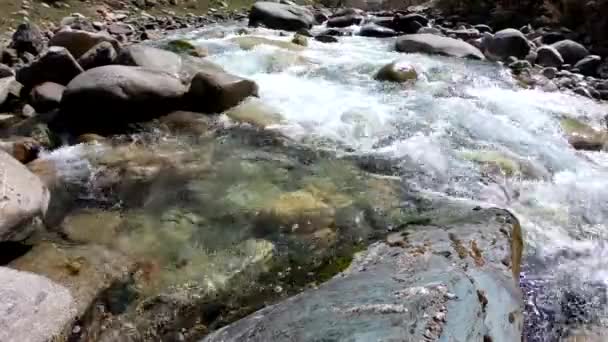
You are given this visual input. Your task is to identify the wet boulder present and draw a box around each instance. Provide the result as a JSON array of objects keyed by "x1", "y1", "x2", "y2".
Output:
[
  {"x1": 396, "y1": 34, "x2": 485, "y2": 60},
  {"x1": 230, "y1": 36, "x2": 305, "y2": 52},
  {"x1": 560, "y1": 117, "x2": 608, "y2": 151},
  {"x1": 359, "y1": 23, "x2": 397, "y2": 38},
  {"x1": 185, "y1": 69, "x2": 258, "y2": 114},
  {"x1": 59, "y1": 65, "x2": 187, "y2": 133},
  {"x1": 536, "y1": 45, "x2": 564, "y2": 68},
  {"x1": 392, "y1": 13, "x2": 429, "y2": 33},
  {"x1": 315, "y1": 35, "x2": 339, "y2": 43},
  {"x1": 574, "y1": 55, "x2": 602, "y2": 77},
  {"x1": 483, "y1": 28, "x2": 531, "y2": 60},
  {"x1": 202, "y1": 207, "x2": 524, "y2": 342},
  {"x1": 16, "y1": 46, "x2": 83, "y2": 88},
  {"x1": 0, "y1": 149, "x2": 50, "y2": 241},
  {"x1": 49, "y1": 28, "x2": 120, "y2": 59},
  {"x1": 77, "y1": 41, "x2": 118, "y2": 70},
  {"x1": 374, "y1": 60, "x2": 418, "y2": 83},
  {"x1": 551, "y1": 40, "x2": 589, "y2": 65},
  {"x1": 291, "y1": 33, "x2": 308, "y2": 46},
  {"x1": 327, "y1": 14, "x2": 363, "y2": 28},
  {"x1": 30, "y1": 82, "x2": 65, "y2": 112},
  {"x1": 248, "y1": 2, "x2": 315, "y2": 31},
  {"x1": 225, "y1": 98, "x2": 284, "y2": 128},
  {"x1": 11, "y1": 22, "x2": 44, "y2": 56},
  {"x1": 116, "y1": 44, "x2": 183, "y2": 76},
  {"x1": 0, "y1": 267, "x2": 76, "y2": 342}
]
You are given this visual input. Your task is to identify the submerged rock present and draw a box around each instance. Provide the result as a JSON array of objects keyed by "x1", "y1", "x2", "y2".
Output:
[
  {"x1": 560, "y1": 117, "x2": 608, "y2": 151},
  {"x1": 0, "y1": 267, "x2": 76, "y2": 342},
  {"x1": 0, "y1": 149, "x2": 50, "y2": 242},
  {"x1": 225, "y1": 97, "x2": 285, "y2": 128},
  {"x1": 291, "y1": 33, "x2": 308, "y2": 46},
  {"x1": 202, "y1": 207, "x2": 524, "y2": 342},
  {"x1": 248, "y1": 2, "x2": 315, "y2": 31},
  {"x1": 165, "y1": 39, "x2": 208, "y2": 57},
  {"x1": 396, "y1": 34, "x2": 485, "y2": 60},
  {"x1": 230, "y1": 36, "x2": 305, "y2": 51},
  {"x1": 374, "y1": 60, "x2": 418, "y2": 83}
]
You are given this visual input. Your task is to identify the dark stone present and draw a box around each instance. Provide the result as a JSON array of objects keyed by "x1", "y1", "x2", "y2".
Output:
[
  {"x1": 396, "y1": 34, "x2": 485, "y2": 60},
  {"x1": 77, "y1": 41, "x2": 117, "y2": 70},
  {"x1": 1, "y1": 49, "x2": 19, "y2": 67},
  {"x1": 0, "y1": 64, "x2": 14, "y2": 78},
  {"x1": 327, "y1": 14, "x2": 363, "y2": 28},
  {"x1": 541, "y1": 32, "x2": 565, "y2": 45},
  {"x1": 358, "y1": 23, "x2": 397, "y2": 38},
  {"x1": 574, "y1": 55, "x2": 602, "y2": 77},
  {"x1": 16, "y1": 46, "x2": 83, "y2": 89},
  {"x1": 536, "y1": 45, "x2": 564, "y2": 68},
  {"x1": 392, "y1": 13, "x2": 426, "y2": 34},
  {"x1": 11, "y1": 23, "x2": 44, "y2": 56},
  {"x1": 314, "y1": 35, "x2": 339, "y2": 43},
  {"x1": 551, "y1": 40, "x2": 589, "y2": 65},
  {"x1": 484, "y1": 28, "x2": 531, "y2": 60},
  {"x1": 474, "y1": 24, "x2": 492, "y2": 33}
]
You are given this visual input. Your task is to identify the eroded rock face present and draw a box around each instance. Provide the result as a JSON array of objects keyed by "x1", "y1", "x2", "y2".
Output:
[
  {"x1": 202, "y1": 207, "x2": 524, "y2": 342},
  {"x1": 248, "y1": 2, "x2": 315, "y2": 31},
  {"x1": 0, "y1": 149, "x2": 50, "y2": 242},
  {"x1": 0, "y1": 267, "x2": 76, "y2": 342},
  {"x1": 396, "y1": 34, "x2": 485, "y2": 60}
]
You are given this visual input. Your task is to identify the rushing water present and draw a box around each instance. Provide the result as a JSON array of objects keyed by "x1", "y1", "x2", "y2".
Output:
[
  {"x1": 185, "y1": 23, "x2": 608, "y2": 339},
  {"x1": 37, "y1": 21, "x2": 608, "y2": 340}
]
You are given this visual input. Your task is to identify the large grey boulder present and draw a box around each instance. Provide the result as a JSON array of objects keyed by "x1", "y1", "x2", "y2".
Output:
[
  {"x1": 0, "y1": 267, "x2": 76, "y2": 342},
  {"x1": 49, "y1": 28, "x2": 120, "y2": 59},
  {"x1": 59, "y1": 65, "x2": 187, "y2": 133},
  {"x1": 483, "y1": 28, "x2": 530, "y2": 60},
  {"x1": 16, "y1": 46, "x2": 83, "y2": 88},
  {"x1": 249, "y1": 2, "x2": 315, "y2": 31},
  {"x1": 0, "y1": 149, "x2": 50, "y2": 241},
  {"x1": 396, "y1": 34, "x2": 485, "y2": 60},
  {"x1": 202, "y1": 207, "x2": 524, "y2": 342},
  {"x1": 551, "y1": 40, "x2": 589, "y2": 65},
  {"x1": 116, "y1": 44, "x2": 182, "y2": 76},
  {"x1": 536, "y1": 45, "x2": 564, "y2": 67}
]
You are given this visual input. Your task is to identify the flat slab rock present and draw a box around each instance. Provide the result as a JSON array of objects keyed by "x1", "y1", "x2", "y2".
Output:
[
  {"x1": 202, "y1": 207, "x2": 523, "y2": 341},
  {"x1": 0, "y1": 267, "x2": 76, "y2": 342}
]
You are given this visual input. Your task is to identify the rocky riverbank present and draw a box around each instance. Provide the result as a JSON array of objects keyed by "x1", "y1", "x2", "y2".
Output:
[{"x1": 0, "y1": 0, "x2": 607, "y2": 341}]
